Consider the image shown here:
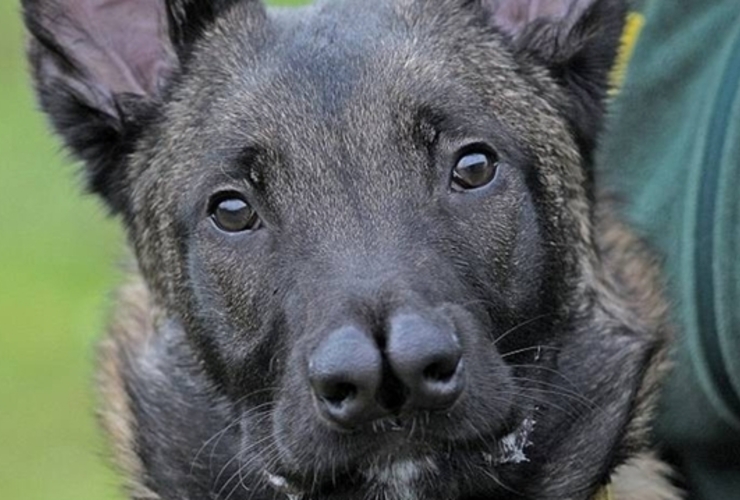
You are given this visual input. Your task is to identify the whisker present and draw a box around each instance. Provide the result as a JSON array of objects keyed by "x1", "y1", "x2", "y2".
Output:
[
  {"x1": 493, "y1": 314, "x2": 554, "y2": 346},
  {"x1": 509, "y1": 377, "x2": 603, "y2": 414},
  {"x1": 508, "y1": 364, "x2": 584, "y2": 393},
  {"x1": 501, "y1": 345, "x2": 562, "y2": 359},
  {"x1": 476, "y1": 465, "x2": 523, "y2": 497},
  {"x1": 495, "y1": 390, "x2": 581, "y2": 417},
  {"x1": 190, "y1": 399, "x2": 276, "y2": 476},
  {"x1": 215, "y1": 432, "x2": 274, "y2": 497},
  {"x1": 221, "y1": 439, "x2": 280, "y2": 500}
]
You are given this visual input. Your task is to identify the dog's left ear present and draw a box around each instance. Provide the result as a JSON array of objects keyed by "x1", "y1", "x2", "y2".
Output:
[{"x1": 482, "y1": 0, "x2": 628, "y2": 154}]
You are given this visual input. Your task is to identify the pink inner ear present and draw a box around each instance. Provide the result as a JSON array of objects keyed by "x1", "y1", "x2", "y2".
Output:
[
  {"x1": 57, "y1": 0, "x2": 176, "y2": 97},
  {"x1": 485, "y1": 0, "x2": 590, "y2": 37}
]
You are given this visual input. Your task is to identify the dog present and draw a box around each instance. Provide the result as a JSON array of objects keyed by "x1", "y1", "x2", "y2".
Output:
[{"x1": 23, "y1": 0, "x2": 682, "y2": 498}]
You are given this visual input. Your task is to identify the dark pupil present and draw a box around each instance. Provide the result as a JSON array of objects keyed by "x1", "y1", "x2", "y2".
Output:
[
  {"x1": 454, "y1": 153, "x2": 497, "y2": 189},
  {"x1": 214, "y1": 199, "x2": 255, "y2": 232}
]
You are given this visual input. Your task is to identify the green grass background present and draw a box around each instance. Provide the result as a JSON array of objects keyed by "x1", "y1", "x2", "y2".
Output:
[{"x1": 0, "y1": 1, "x2": 307, "y2": 498}]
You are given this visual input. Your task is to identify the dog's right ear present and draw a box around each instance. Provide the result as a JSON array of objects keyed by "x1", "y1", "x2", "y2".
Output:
[{"x1": 22, "y1": 0, "x2": 247, "y2": 213}]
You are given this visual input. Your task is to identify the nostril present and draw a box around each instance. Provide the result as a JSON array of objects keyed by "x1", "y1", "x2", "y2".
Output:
[
  {"x1": 321, "y1": 382, "x2": 357, "y2": 407},
  {"x1": 423, "y1": 360, "x2": 459, "y2": 383}
]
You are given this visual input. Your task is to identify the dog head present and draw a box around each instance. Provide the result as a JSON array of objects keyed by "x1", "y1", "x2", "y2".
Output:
[{"x1": 25, "y1": 1, "x2": 661, "y2": 499}]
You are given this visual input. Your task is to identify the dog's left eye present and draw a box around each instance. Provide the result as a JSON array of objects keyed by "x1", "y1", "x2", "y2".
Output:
[
  {"x1": 451, "y1": 150, "x2": 499, "y2": 191},
  {"x1": 209, "y1": 195, "x2": 260, "y2": 233}
]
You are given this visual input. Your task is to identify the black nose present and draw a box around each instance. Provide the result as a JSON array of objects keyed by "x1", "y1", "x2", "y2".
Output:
[
  {"x1": 308, "y1": 315, "x2": 465, "y2": 428},
  {"x1": 386, "y1": 313, "x2": 465, "y2": 411},
  {"x1": 308, "y1": 325, "x2": 384, "y2": 428}
]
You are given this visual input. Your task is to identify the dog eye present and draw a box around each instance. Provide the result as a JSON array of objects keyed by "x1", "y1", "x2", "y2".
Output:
[
  {"x1": 209, "y1": 194, "x2": 260, "y2": 233},
  {"x1": 451, "y1": 150, "x2": 499, "y2": 191}
]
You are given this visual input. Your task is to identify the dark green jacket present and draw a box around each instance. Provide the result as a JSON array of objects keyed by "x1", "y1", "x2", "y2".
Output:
[{"x1": 598, "y1": 2, "x2": 740, "y2": 498}]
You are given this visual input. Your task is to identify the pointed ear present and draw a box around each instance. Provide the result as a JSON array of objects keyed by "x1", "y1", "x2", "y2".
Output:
[
  {"x1": 482, "y1": 0, "x2": 628, "y2": 155},
  {"x1": 22, "y1": 0, "x2": 243, "y2": 213}
]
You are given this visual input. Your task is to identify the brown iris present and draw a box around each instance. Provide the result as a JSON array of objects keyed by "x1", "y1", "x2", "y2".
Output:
[
  {"x1": 210, "y1": 195, "x2": 260, "y2": 232},
  {"x1": 451, "y1": 151, "x2": 499, "y2": 191}
]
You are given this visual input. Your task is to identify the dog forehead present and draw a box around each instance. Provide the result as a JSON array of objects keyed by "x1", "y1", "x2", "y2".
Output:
[
  {"x1": 239, "y1": 4, "x2": 454, "y2": 121},
  {"x1": 260, "y1": 4, "x2": 407, "y2": 129},
  {"x1": 157, "y1": 2, "x2": 486, "y2": 178},
  {"x1": 191, "y1": 1, "x2": 504, "y2": 119},
  {"x1": 144, "y1": 0, "x2": 559, "y2": 215}
]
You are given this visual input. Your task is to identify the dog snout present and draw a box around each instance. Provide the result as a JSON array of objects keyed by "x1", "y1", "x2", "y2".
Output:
[{"x1": 307, "y1": 313, "x2": 465, "y2": 428}]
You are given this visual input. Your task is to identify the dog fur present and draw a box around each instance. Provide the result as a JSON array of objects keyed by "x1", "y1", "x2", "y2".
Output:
[{"x1": 24, "y1": 0, "x2": 681, "y2": 498}]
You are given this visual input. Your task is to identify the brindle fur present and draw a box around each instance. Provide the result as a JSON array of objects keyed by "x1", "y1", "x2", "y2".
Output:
[{"x1": 24, "y1": 0, "x2": 681, "y2": 498}]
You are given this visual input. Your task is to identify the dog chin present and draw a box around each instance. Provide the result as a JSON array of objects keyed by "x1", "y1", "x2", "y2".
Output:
[
  {"x1": 264, "y1": 418, "x2": 536, "y2": 500},
  {"x1": 267, "y1": 458, "x2": 450, "y2": 500}
]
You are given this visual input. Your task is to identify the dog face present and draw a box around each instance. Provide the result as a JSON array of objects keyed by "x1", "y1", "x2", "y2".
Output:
[
  {"x1": 25, "y1": 1, "x2": 667, "y2": 499},
  {"x1": 140, "y1": 3, "x2": 569, "y2": 484}
]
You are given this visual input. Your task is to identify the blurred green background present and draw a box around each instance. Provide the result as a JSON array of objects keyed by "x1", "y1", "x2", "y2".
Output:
[{"x1": 0, "y1": 1, "x2": 307, "y2": 498}]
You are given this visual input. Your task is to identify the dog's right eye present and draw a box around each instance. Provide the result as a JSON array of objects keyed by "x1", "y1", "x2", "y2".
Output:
[{"x1": 209, "y1": 194, "x2": 260, "y2": 233}]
